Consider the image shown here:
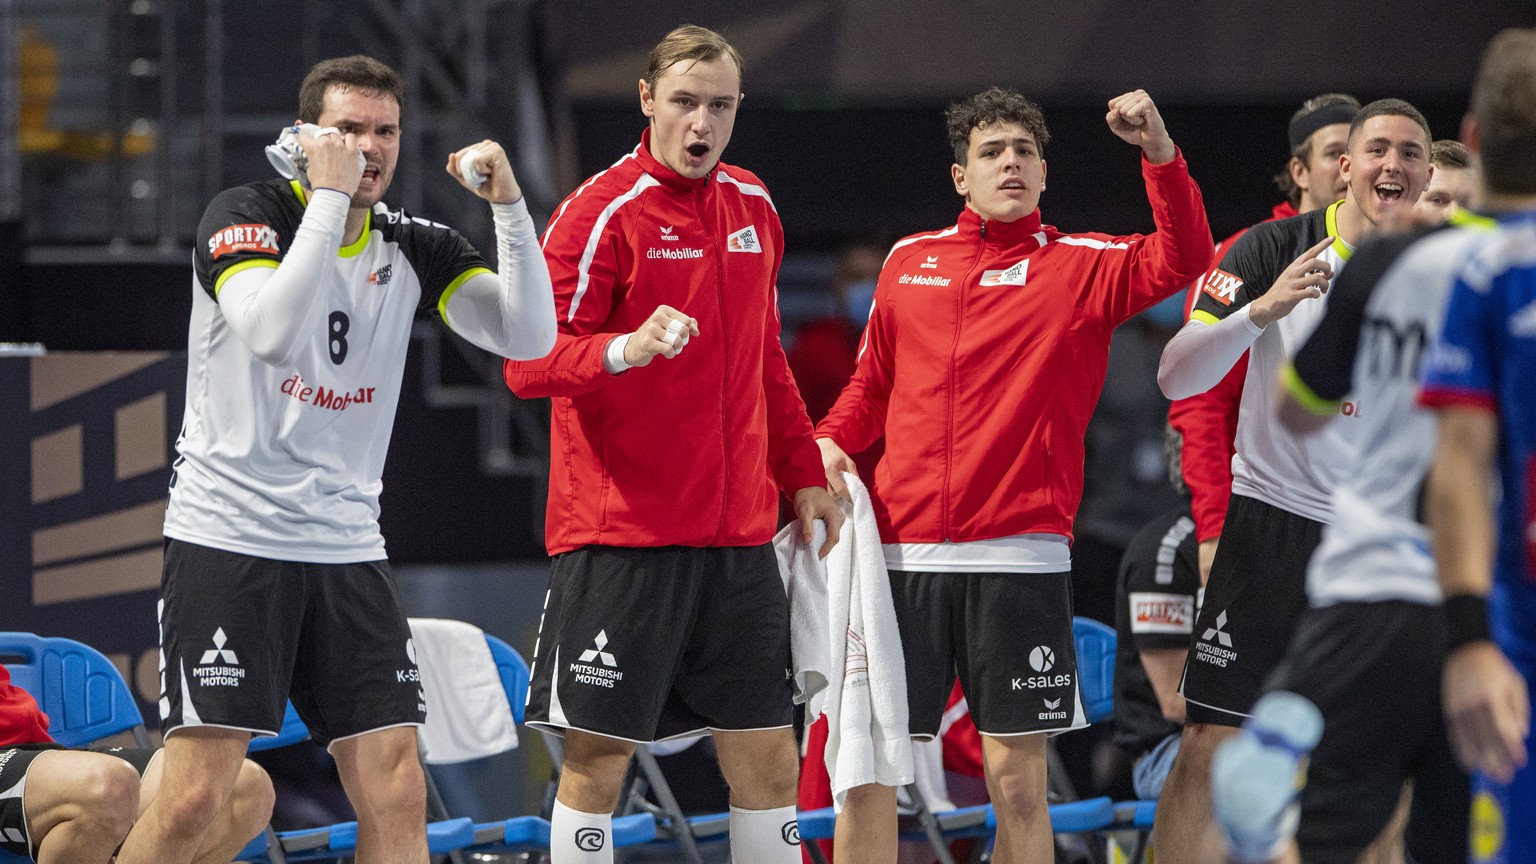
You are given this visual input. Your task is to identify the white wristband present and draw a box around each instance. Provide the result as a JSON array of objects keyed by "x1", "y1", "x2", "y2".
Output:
[{"x1": 604, "y1": 334, "x2": 633, "y2": 374}]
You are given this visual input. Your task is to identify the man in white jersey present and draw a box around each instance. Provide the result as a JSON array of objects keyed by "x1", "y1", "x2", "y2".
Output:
[
  {"x1": 1153, "y1": 98, "x2": 1433, "y2": 862},
  {"x1": 116, "y1": 55, "x2": 556, "y2": 864},
  {"x1": 1206, "y1": 200, "x2": 1490, "y2": 863}
]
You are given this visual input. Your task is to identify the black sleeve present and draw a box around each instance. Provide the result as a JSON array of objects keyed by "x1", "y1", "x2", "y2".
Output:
[
  {"x1": 193, "y1": 183, "x2": 297, "y2": 301},
  {"x1": 1190, "y1": 224, "x2": 1279, "y2": 322},
  {"x1": 397, "y1": 216, "x2": 492, "y2": 321},
  {"x1": 1291, "y1": 228, "x2": 1438, "y2": 402},
  {"x1": 1120, "y1": 512, "x2": 1201, "y2": 651}
]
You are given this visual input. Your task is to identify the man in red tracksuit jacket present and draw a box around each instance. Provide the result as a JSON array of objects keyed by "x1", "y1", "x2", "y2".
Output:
[
  {"x1": 502, "y1": 25, "x2": 841, "y2": 864},
  {"x1": 816, "y1": 86, "x2": 1211, "y2": 864}
]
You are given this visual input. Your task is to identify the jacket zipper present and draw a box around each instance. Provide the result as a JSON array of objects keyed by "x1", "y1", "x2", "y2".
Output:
[
  {"x1": 944, "y1": 220, "x2": 988, "y2": 540},
  {"x1": 707, "y1": 179, "x2": 731, "y2": 543}
]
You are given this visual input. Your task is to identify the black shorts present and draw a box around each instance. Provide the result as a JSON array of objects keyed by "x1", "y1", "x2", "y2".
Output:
[
  {"x1": 0, "y1": 744, "x2": 158, "y2": 859},
  {"x1": 160, "y1": 539, "x2": 425, "y2": 747},
  {"x1": 525, "y1": 544, "x2": 794, "y2": 743},
  {"x1": 892, "y1": 570, "x2": 1083, "y2": 738},
  {"x1": 1182, "y1": 495, "x2": 1322, "y2": 725},
  {"x1": 1267, "y1": 602, "x2": 1468, "y2": 864}
]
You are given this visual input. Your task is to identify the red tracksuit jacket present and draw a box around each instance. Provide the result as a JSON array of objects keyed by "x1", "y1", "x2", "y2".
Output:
[
  {"x1": 817, "y1": 151, "x2": 1211, "y2": 545},
  {"x1": 503, "y1": 130, "x2": 825, "y2": 554}
]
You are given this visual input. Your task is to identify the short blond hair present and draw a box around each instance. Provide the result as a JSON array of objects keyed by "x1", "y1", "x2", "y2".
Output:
[{"x1": 645, "y1": 25, "x2": 744, "y2": 92}]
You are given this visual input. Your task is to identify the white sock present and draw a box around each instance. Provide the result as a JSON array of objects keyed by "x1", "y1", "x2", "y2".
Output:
[
  {"x1": 551, "y1": 799, "x2": 613, "y2": 863},
  {"x1": 729, "y1": 804, "x2": 800, "y2": 864}
]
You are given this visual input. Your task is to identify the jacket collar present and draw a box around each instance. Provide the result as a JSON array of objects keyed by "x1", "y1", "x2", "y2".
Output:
[
  {"x1": 636, "y1": 128, "x2": 712, "y2": 192},
  {"x1": 956, "y1": 206, "x2": 1045, "y2": 244}
]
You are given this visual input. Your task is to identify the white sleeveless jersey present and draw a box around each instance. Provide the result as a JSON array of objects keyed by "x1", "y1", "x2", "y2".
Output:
[
  {"x1": 1283, "y1": 221, "x2": 1489, "y2": 605},
  {"x1": 164, "y1": 179, "x2": 489, "y2": 562}
]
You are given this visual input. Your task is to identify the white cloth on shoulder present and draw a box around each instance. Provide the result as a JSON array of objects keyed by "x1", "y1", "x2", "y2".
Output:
[
  {"x1": 776, "y1": 471, "x2": 913, "y2": 809},
  {"x1": 407, "y1": 617, "x2": 519, "y2": 764}
]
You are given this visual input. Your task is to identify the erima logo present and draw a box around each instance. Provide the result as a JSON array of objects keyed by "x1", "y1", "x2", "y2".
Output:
[
  {"x1": 728, "y1": 225, "x2": 761, "y2": 253},
  {"x1": 1028, "y1": 646, "x2": 1055, "y2": 673},
  {"x1": 575, "y1": 827, "x2": 606, "y2": 851},
  {"x1": 980, "y1": 259, "x2": 1029, "y2": 287},
  {"x1": 1044, "y1": 697, "x2": 1061, "y2": 709},
  {"x1": 660, "y1": 225, "x2": 678, "y2": 241},
  {"x1": 368, "y1": 264, "x2": 392, "y2": 286},
  {"x1": 920, "y1": 255, "x2": 940, "y2": 269},
  {"x1": 1202, "y1": 268, "x2": 1243, "y2": 306},
  {"x1": 1202, "y1": 610, "x2": 1233, "y2": 647},
  {"x1": 579, "y1": 630, "x2": 617, "y2": 667},
  {"x1": 200, "y1": 628, "x2": 239, "y2": 665}
]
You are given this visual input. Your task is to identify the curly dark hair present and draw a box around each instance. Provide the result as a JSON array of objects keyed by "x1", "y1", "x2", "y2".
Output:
[{"x1": 945, "y1": 87, "x2": 1049, "y2": 165}]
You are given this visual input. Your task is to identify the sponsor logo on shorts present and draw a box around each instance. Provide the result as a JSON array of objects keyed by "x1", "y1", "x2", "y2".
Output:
[
  {"x1": 980, "y1": 258, "x2": 1029, "y2": 287},
  {"x1": 195, "y1": 627, "x2": 245, "y2": 687},
  {"x1": 575, "y1": 827, "x2": 606, "y2": 851},
  {"x1": 3, "y1": 826, "x2": 24, "y2": 844},
  {"x1": 1195, "y1": 609, "x2": 1238, "y2": 667},
  {"x1": 728, "y1": 225, "x2": 761, "y2": 253},
  {"x1": 570, "y1": 630, "x2": 622, "y2": 688},
  {"x1": 1012, "y1": 645, "x2": 1072, "y2": 691},
  {"x1": 782, "y1": 822, "x2": 801, "y2": 845},
  {"x1": 208, "y1": 223, "x2": 280, "y2": 258},
  {"x1": 1130, "y1": 592, "x2": 1195, "y2": 634},
  {"x1": 1201, "y1": 268, "x2": 1242, "y2": 306},
  {"x1": 397, "y1": 638, "x2": 421, "y2": 684},
  {"x1": 898, "y1": 273, "x2": 952, "y2": 286},
  {"x1": 1038, "y1": 696, "x2": 1068, "y2": 721}
]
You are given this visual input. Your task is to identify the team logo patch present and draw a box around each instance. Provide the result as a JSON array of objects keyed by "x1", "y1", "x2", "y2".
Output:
[
  {"x1": 1201, "y1": 268, "x2": 1243, "y2": 306},
  {"x1": 368, "y1": 264, "x2": 392, "y2": 286},
  {"x1": 208, "y1": 223, "x2": 280, "y2": 258},
  {"x1": 980, "y1": 259, "x2": 1029, "y2": 287},
  {"x1": 1129, "y1": 592, "x2": 1195, "y2": 634},
  {"x1": 728, "y1": 225, "x2": 761, "y2": 253}
]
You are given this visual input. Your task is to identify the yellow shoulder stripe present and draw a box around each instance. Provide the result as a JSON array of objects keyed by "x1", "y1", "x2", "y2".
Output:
[
  {"x1": 436, "y1": 267, "x2": 496, "y2": 325},
  {"x1": 1280, "y1": 362, "x2": 1340, "y2": 416},
  {"x1": 213, "y1": 258, "x2": 280, "y2": 298}
]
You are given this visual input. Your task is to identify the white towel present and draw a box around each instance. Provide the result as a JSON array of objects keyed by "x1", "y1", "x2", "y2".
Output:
[
  {"x1": 775, "y1": 519, "x2": 831, "y2": 717},
  {"x1": 778, "y1": 472, "x2": 913, "y2": 809},
  {"x1": 407, "y1": 617, "x2": 519, "y2": 764}
]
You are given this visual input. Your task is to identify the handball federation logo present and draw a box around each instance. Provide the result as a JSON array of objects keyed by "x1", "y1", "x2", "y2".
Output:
[{"x1": 1028, "y1": 646, "x2": 1055, "y2": 673}]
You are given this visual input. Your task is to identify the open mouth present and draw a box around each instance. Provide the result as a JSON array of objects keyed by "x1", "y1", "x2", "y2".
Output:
[
  {"x1": 361, "y1": 167, "x2": 381, "y2": 183},
  {"x1": 1374, "y1": 182, "x2": 1404, "y2": 204},
  {"x1": 685, "y1": 142, "x2": 709, "y2": 159},
  {"x1": 999, "y1": 178, "x2": 1026, "y2": 191}
]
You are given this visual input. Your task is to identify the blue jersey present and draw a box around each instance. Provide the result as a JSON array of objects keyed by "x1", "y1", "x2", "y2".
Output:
[
  {"x1": 1421, "y1": 209, "x2": 1536, "y2": 864},
  {"x1": 1421, "y1": 209, "x2": 1536, "y2": 650}
]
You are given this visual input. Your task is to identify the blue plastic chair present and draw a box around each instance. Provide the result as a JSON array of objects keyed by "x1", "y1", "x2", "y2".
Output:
[
  {"x1": 0, "y1": 634, "x2": 152, "y2": 864},
  {"x1": 0, "y1": 632, "x2": 150, "y2": 748}
]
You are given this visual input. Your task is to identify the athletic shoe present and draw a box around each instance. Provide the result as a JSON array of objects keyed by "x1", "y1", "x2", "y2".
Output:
[{"x1": 1211, "y1": 690, "x2": 1325, "y2": 864}]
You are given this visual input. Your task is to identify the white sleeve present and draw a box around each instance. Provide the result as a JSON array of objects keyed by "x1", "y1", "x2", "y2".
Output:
[
  {"x1": 1156, "y1": 306, "x2": 1265, "y2": 400},
  {"x1": 439, "y1": 198, "x2": 558, "y2": 361},
  {"x1": 216, "y1": 188, "x2": 349, "y2": 366}
]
